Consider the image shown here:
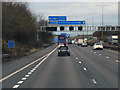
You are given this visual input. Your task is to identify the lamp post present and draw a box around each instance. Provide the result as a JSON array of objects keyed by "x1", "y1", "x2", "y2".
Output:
[{"x1": 96, "y1": 5, "x2": 111, "y2": 42}]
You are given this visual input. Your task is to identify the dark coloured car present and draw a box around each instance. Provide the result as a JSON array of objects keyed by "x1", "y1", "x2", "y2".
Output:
[{"x1": 58, "y1": 46, "x2": 70, "y2": 56}]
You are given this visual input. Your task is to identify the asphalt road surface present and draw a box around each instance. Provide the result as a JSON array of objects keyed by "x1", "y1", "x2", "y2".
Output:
[{"x1": 1, "y1": 44, "x2": 119, "y2": 88}]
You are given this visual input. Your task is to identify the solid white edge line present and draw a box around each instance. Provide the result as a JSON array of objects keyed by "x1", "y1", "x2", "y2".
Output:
[
  {"x1": 12, "y1": 47, "x2": 57, "y2": 88},
  {"x1": 13, "y1": 85, "x2": 19, "y2": 88},
  {"x1": 0, "y1": 47, "x2": 57, "y2": 83}
]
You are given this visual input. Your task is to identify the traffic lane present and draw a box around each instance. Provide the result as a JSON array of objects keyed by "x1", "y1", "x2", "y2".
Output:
[
  {"x1": 19, "y1": 48, "x2": 96, "y2": 88},
  {"x1": 88, "y1": 45, "x2": 118, "y2": 60},
  {"x1": 2, "y1": 59, "x2": 44, "y2": 88},
  {"x1": 70, "y1": 45, "x2": 118, "y2": 88},
  {"x1": 2, "y1": 47, "x2": 57, "y2": 88},
  {"x1": 3, "y1": 44, "x2": 57, "y2": 77},
  {"x1": 71, "y1": 44, "x2": 118, "y2": 77},
  {"x1": 69, "y1": 44, "x2": 118, "y2": 88},
  {"x1": 82, "y1": 45, "x2": 118, "y2": 63}
]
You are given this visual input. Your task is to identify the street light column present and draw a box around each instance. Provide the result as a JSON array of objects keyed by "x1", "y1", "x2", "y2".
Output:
[{"x1": 102, "y1": 6, "x2": 104, "y2": 42}]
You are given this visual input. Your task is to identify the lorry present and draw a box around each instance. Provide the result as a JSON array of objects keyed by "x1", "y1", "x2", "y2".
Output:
[
  {"x1": 84, "y1": 38, "x2": 88, "y2": 42},
  {"x1": 77, "y1": 39, "x2": 84, "y2": 46},
  {"x1": 108, "y1": 35, "x2": 118, "y2": 44},
  {"x1": 58, "y1": 35, "x2": 66, "y2": 46}
]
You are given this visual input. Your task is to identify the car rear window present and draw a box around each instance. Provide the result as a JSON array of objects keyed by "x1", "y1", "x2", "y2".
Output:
[
  {"x1": 96, "y1": 44, "x2": 102, "y2": 45},
  {"x1": 60, "y1": 46, "x2": 68, "y2": 50}
]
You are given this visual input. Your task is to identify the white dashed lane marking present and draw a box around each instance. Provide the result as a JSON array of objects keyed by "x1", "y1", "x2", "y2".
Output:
[
  {"x1": 99, "y1": 54, "x2": 101, "y2": 55},
  {"x1": 116, "y1": 60, "x2": 119, "y2": 63},
  {"x1": 17, "y1": 81, "x2": 23, "y2": 84},
  {"x1": 28, "y1": 72, "x2": 32, "y2": 75},
  {"x1": 76, "y1": 58, "x2": 78, "y2": 59},
  {"x1": 94, "y1": 52, "x2": 96, "y2": 54},
  {"x1": 12, "y1": 47, "x2": 57, "y2": 88},
  {"x1": 91, "y1": 79, "x2": 97, "y2": 84},
  {"x1": 22, "y1": 78, "x2": 27, "y2": 80},
  {"x1": 106, "y1": 56, "x2": 109, "y2": 59},
  {"x1": 0, "y1": 54, "x2": 47, "y2": 83},
  {"x1": 25, "y1": 75, "x2": 29, "y2": 77},
  {"x1": 79, "y1": 61, "x2": 82, "y2": 64},
  {"x1": 13, "y1": 85, "x2": 19, "y2": 88},
  {"x1": 83, "y1": 68, "x2": 87, "y2": 71}
]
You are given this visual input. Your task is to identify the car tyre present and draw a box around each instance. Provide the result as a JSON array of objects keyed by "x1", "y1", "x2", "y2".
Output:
[
  {"x1": 58, "y1": 54, "x2": 60, "y2": 56},
  {"x1": 68, "y1": 54, "x2": 70, "y2": 56}
]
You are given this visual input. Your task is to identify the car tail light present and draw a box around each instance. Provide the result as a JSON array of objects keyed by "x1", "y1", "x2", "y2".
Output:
[{"x1": 58, "y1": 50, "x2": 61, "y2": 52}]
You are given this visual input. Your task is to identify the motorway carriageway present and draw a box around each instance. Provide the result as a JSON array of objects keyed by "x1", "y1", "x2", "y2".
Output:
[{"x1": 1, "y1": 44, "x2": 119, "y2": 88}]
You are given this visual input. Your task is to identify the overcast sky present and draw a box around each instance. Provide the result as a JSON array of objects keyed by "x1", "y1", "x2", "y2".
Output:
[{"x1": 28, "y1": 2, "x2": 118, "y2": 26}]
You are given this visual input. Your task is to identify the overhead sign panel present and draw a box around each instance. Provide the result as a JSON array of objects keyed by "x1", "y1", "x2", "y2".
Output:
[
  {"x1": 61, "y1": 33, "x2": 67, "y2": 35},
  {"x1": 49, "y1": 16, "x2": 67, "y2": 21},
  {"x1": 49, "y1": 21, "x2": 57, "y2": 24},
  {"x1": 58, "y1": 21, "x2": 85, "y2": 25},
  {"x1": 66, "y1": 34, "x2": 70, "y2": 36}
]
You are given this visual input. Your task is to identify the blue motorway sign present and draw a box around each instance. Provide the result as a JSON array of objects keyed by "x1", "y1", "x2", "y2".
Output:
[
  {"x1": 49, "y1": 21, "x2": 57, "y2": 24},
  {"x1": 54, "y1": 37, "x2": 58, "y2": 42},
  {"x1": 66, "y1": 34, "x2": 70, "y2": 36},
  {"x1": 8, "y1": 41, "x2": 15, "y2": 48},
  {"x1": 61, "y1": 33, "x2": 67, "y2": 35},
  {"x1": 49, "y1": 16, "x2": 67, "y2": 21},
  {"x1": 58, "y1": 21, "x2": 85, "y2": 25}
]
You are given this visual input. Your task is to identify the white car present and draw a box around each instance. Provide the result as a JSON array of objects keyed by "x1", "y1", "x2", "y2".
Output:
[
  {"x1": 93, "y1": 43, "x2": 103, "y2": 50},
  {"x1": 57, "y1": 43, "x2": 65, "y2": 48}
]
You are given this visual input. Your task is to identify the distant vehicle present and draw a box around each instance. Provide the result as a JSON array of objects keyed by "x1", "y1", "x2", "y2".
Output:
[
  {"x1": 72, "y1": 40, "x2": 75, "y2": 44},
  {"x1": 58, "y1": 35, "x2": 66, "y2": 45},
  {"x1": 77, "y1": 39, "x2": 83, "y2": 46},
  {"x1": 68, "y1": 39, "x2": 72, "y2": 44},
  {"x1": 58, "y1": 46, "x2": 70, "y2": 56},
  {"x1": 89, "y1": 41, "x2": 95, "y2": 46},
  {"x1": 100, "y1": 41, "x2": 103, "y2": 44},
  {"x1": 84, "y1": 38, "x2": 87, "y2": 42},
  {"x1": 57, "y1": 43, "x2": 65, "y2": 48},
  {"x1": 108, "y1": 35, "x2": 118, "y2": 44},
  {"x1": 81, "y1": 42, "x2": 88, "y2": 47},
  {"x1": 75, "y1": 41, "x2": 78, "y2": 44},
  {"x1": 93, "y1": 43, "x2": 103, "y2": 50}
]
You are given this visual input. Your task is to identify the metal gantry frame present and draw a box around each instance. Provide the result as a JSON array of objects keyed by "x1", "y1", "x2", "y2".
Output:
[{"x1": 36, "y1": 25, "x2": 119, "y2": 41}]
